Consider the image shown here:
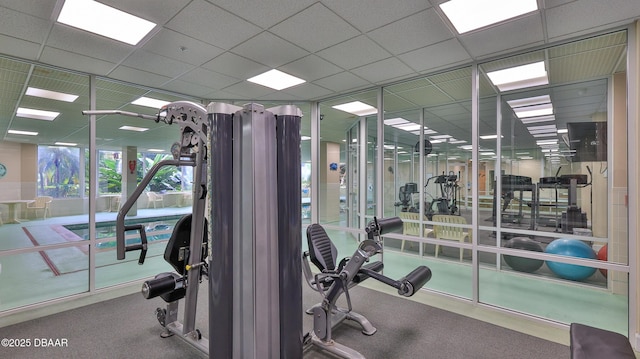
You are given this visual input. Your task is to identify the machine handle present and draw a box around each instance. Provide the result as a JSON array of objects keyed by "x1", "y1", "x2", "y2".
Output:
[
  {"x1": 115, "y1": 159, "x2": 195, "y2": 260},
  {"x1": 122, "y1": 224, "x2": 148, "y2": 265}
]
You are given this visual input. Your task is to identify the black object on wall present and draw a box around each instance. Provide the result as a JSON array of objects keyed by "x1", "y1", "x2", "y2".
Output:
[{"x1": 566, "y1": 122, "x2": 607, "y2": 162}]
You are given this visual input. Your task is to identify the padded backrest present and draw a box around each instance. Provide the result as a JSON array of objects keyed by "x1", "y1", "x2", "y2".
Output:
[
  {"x1": 306, "y1": 223, "x2": 338, "y2": 272},
  {"x1": 164, "y1": 214, "x2": 208, "y2": 275}
]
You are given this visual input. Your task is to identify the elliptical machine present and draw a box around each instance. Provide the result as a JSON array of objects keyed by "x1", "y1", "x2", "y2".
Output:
[
  {"x1": 394, "y1": 182, "x2": 418, "y2": 212},
  {"x1": 424, "y1": 171, "x2": 460, "y2": 220}
]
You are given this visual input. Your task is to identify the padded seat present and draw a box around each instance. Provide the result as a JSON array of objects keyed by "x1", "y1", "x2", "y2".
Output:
[
  {"x1": 164, "y1": 214, "x2": 208, "y2": 276},
  {"x1": 304, "y1": 223, "x2": 383, "y2": 289},
  {"x1": 570, "y1": 323, "x2": 635, "y2": 358}
]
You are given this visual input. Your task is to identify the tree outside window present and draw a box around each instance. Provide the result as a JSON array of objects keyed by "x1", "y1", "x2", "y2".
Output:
[{"x1": 37, "y1": 146, "x2": 81, "y2": 198}]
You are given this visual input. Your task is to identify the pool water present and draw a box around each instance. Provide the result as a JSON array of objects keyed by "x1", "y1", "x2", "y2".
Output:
[{"x1": 63, "y1": 215, "x2": 183, "y2": 249}]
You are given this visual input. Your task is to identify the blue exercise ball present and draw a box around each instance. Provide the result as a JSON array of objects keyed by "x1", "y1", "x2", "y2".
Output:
[
  {"x1": 503, "y1": 237, "x2": 544, "y2": 273},
  {"x1": 545, "y1": 239, "x2": 596, "y2": 281}
]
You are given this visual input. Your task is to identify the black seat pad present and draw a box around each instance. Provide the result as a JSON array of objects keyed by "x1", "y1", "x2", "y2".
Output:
[
  {"x1": 164, "y1": 214, "x2": 208, "y2": 275},
  {"x1": 570, "y1": 323, "x2": 635, "y2": 359}
]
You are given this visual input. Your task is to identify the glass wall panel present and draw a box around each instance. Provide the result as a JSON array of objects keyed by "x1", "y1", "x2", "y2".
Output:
[
  {"x1": 318, "y1": 90, "x2": 377, "y2": 231},
  {"x1": 478, "y1": 30, "x2": 629, "y2": 334},
  {"x1": 94, "y1": 79, "x2": 198, "y2": 288},
  {"x1": 0, "y1": 247, "x2": 89, "y2": 311},
  {"x1": 383, "y1": 68, "x2": 473, "y2": 299},
  {"x1": 479, "y1": 248, "x2": 628, "y2": 335},
  {"x1": 0, "y1": 58, "x2": 91, "y2": 310}
]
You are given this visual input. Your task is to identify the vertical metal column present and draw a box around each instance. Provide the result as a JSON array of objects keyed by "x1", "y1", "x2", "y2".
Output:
[
  {"x1": 234, "y1": 104, "x2": 280, "y2": 358},
  {"x1": 270, "y1": 105, "x2": 303, "y2": 358},
  {"x1": 208, "y1": 103, "x2": 241, "y2": 359},
  {"x1": 209, "y1": 102, "x2": 303, "y2": 359},
  {"x1": 184, "y1": 135, "x2": 207, "y2": 334}
]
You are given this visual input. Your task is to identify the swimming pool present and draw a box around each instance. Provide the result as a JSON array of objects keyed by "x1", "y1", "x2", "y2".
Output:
[{"x1": 64, "y1": 215, "x2": 183, "y2": 249}]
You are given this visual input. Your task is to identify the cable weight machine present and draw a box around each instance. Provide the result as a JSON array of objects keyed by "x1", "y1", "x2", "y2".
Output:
[{"x1": 84, "y1": 101, "x2": 304, "y2": 359}]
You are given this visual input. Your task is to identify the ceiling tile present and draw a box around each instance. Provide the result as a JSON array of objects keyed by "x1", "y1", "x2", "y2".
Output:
[
  {"x1": 142, "y1": 29, "x2": 225, "y2": 66},
  {"x1": 123, "y1": 50, "x2": 195, "y2": 78},
  {"x1": 459, "y1": 14, "x2": 544, "y2": 59},
  {"x1": 546, "y1": 0, "x2": 640, "y2": 40},
  {"x1": 316, "y1": 35, "x2": 391, "y2": 70},
  {"x1": 99, "y1": 0, "x2": 192, "y2": 25},
  {"x1": 279, "y1": 55, "x2": 342, "y2": 82},
  {"x1": 322, "y1": 0, "x2": 431, "y2": 32},
  {"x1": 166, "y1": 0, "x2": 261, "y2": 50},
  {"x1": 367, "y1": 8, "x2": 453, "y2": 55},
  {"x1": 109, "y1": 66, "x2": 173, "y2": 89},
  {"x1": 350, "y1": 58, "x2": 414, "y2": 84},
  {"x1": 222, "y1": 81, "x2": 277, "y2": 99},
  {"x1": 0, "y1": 6, "x2": 50, "y2": 44},
  {"x1": 0, "y1": 0, "x2": 57, "y2": 19},
  {"x1": 202, "y1": 52, "x2": 269, "y2": 80},
  {"x1": 258, "y1": 91, "x2": 304, "y2": 102},
  {"x1": 282, "y1": 83, "x2": 333, "y2": 100},
  {"x1": 209, "y1": 0, "x2": 316, "y2": 29},
  {"x1": 398, "y1": 39, "x2": 470, "y2": 72},
  {"x1": 230, "y1": 32, "x2": 308, "y2": 68},
  {"x1": 47, "y1": 24, "x2": 135, "y2": 63},
  {"x1": 164, "y1": 79, "x2": 218, "y2": 98},
  {"x1": 270, "y1": 3, "x2": 360, "y2": 52},
  {"x1": 204, "y1": 90, "x2": 246, "y2": 100},
  {"x1": 177, "y1": 68, "x2": 240, "y2": 91},
  {"x1": 40, "y1": 47, "x2": 116, "y2": 76},
  {"x1": 0, "y1": 35, "x2": 41, "y2": 60},
  {"x1": 314, "y1": 72, "x2": 371, "y2": 93}
]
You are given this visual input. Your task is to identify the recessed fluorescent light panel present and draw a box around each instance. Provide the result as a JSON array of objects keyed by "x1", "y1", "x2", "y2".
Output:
[
  {"x1": 384, "y1": 118, "x2": 409, "y2": 126},
  {"x1": 8, "y1": 129, "x2": 38, "y2": 136},
  {"x1": 520, "y1": 115, "x2": 556, "y2": 124},
  {"x1": 440, "y1": 0, "x2": 538, "y2": 34},
  {"x1": 513, "y1": 103, "x2": 554, "y2": 118},
  {"x1": 479, "y1": 134, "x2": 503, "y2": 140},
  {"x1": 55, "y1": 142, "x2": 77, "y2": 146},
  {"x1": 247, "y1": 69, "x2": 305, "y2": 90},
  {"x1": 132, "y1": 97, "x2": 171, "y2": 109},
  {"x1": 26, "y1": 87, "x2": 78, "y2": 102},
  {"x1": 301, "y1": 136, "x2": 311, "y2": 140},
  {"x1": 16, "y1": 107, "x2": 60, "y2": 121},
  {"x1": 333, "y1": 101, "x2": 378, "y2": 116},
  {"x1": 57, "y1": 0, "x2": 156, "y2": 45},
  {"x1": 486, "y1": 61, "x2": 548, "y2": 92},
  {"x1": 147, "y1": 149, "x2": 164, "y2": 152},
  {"x1": 119, "y1": 126, "x2": 148, "y2": 132},
  {"x1": 506, "y1": 95, "x2": 550, "y2": 108}
]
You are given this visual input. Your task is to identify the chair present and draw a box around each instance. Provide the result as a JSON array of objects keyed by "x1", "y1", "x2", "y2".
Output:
[
  {"x1": 26, "y1": 196, "x2": 52, "y2": 219},
  {"x1": 432, "y1": 214, "x2": 470, "y2": 261},
  {"x1": 146, "y1": 192, "x2": 164, "y2": 208},
  {"x1": 398, "y1": 212, "x2": 433, "y2": 252}
]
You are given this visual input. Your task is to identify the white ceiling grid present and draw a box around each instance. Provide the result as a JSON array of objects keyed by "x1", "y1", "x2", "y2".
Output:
[{"x1": 0, "y1": 0, "x2": 636, "y2": 148}]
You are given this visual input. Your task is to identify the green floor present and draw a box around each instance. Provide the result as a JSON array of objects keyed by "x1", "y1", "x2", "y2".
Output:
[{"x1": 0, "y1": 209, "x2": 629, "y2": 339}]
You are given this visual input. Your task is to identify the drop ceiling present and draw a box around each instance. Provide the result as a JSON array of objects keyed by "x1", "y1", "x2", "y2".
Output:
[{"x1": 0, "y1": 0, "x2": 638, "y2": 150}]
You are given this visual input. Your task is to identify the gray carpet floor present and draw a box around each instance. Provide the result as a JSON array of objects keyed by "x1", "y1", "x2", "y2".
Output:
[{"x1": 0, "y1": 282, "x2": 569, "y2": 359}]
